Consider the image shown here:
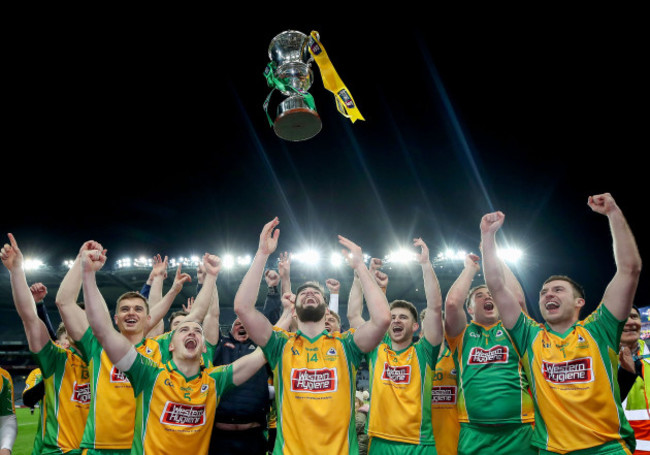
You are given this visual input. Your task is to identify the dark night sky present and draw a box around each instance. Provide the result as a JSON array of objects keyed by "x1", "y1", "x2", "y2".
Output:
[{"x1": 3, "y1": 14, "x2": 648, "y2": 317}]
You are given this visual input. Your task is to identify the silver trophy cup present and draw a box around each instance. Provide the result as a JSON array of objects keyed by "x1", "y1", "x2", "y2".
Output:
[{"x1": 267, "y1": 30, "x2": 322, "y2": 141}]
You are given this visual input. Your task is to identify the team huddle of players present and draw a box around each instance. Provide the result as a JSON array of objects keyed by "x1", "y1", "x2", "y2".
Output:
[{"x1": 0, "y1": 192, "x2": 643, "y2": 455}]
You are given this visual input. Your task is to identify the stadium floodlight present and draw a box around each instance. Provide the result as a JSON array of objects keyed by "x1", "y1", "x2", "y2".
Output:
[
  {"x1": 24, "y1": 258, "x2": 44, "y2": 270},
  {"x1": 133, "y1": 256, "x2": 152, "y2": 268},
  {"x1": 116, "y1": 258, "x2": 132, "y2": 269},
  {"x1": 222, "y1": 254, "x2": 235, "y2": 269},
  {"x1": 293, "y1": 249, "x2": 321, "y2": 266},
  {"x1": 385, "y1": 248, "x2": 416, "y2": 264},
  {"x1": 330, "y1": 252, "x2": 344, "y2": 267},
  {"x1": 237, "y1": 255, "x2": 251, "y2": 266},
  {"x1": 63, "y1": 259, "x2": 75, "y2": 269}
]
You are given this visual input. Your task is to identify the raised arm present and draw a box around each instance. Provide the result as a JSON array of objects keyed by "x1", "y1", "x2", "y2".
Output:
[
  {"x1": 325, "y1": 278, "x2": 340, "y2": 314},
  {"x1": 346, "y1": 273, "x2": 365, "y2": 329},
  {"x1": 278, "y1": 251, "x2": 292, "y2": 296},
  {"x1": 262, "y1": 269, "x2": 283, "y2": 325},
  {"x1": 340, "y1": 236, "x2": 391, "y2": 353},
  {"x1": 31, "y1": 283, "x2": 56, "y2": 341},
  {"x1": 201, "y1": 261, "x2": 221, "y2": 346},
  {"x1": 81, "y1": 248, "x2": 133, "y2": 364},
  {"x1": 1, "y1": 234, "x2": 51, "y2": 352},
  {"x1": 233, "y1": 218, "x2": 280, "y2": 347},
  {"x1": 55, "y1": 241, "x2": 104, "y2": 341},
  {"x1": 146, "y1": 264, "x2": 192, "y2": 335},
  {"x1": 480, "y1": 212, "x2": 521, "y2": 330},
  {"x1": 415, "y1": 238, "x2": 443, "y2": 346},
  {"x1": 588, "y1": 193, "x2": 642, "y2": 320},
  {"x1": 273, "y1": 292, "x2": 295, "y2": 331},
  {"x1": 144, "y1": 255, "x2": 168, "y2": 337},
  {"x1": 444, "y1": 254, "x2": 479, "y2": 338}
]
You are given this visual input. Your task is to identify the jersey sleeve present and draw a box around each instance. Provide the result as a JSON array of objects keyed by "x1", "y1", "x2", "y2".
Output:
[
  {"x1": 581, "y1": 303, "x2": 625, "y2": 349},
  {"x1": 261, "y1": 328, "x2": 290, "y2": 369},
  {"x1": 32, "y1": 340, "x2": 68, "y2": 378},
  {"x1": 415, "y1": 335, "x2": 441, "y2": 369},
  {"x1": 341, "y1": 329, "x2": 364, "y2": 368},
  {"x1": 445, "y1": 326, "x2": 465, "y2": 355},
  {"x1": 124, "y1": 352, "x2": 163, "y2": 397},
  {"x1": 207, "y1": 363, "x2": 235, "y2": 397},
  {"x1": 22, "y1": 369, "x2": 44, "y2": 408},
  {"x1": 506, "y1": 312, "x2": 540, "y2": 355},
  {"x1": 74, "y1": 326, "x2": 101, "y2": 364},
  {"x1": 0, "y1": 371, "x2": 15, "y2": 416}
]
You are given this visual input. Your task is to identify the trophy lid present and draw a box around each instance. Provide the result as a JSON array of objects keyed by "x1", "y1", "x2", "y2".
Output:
[{"x1": 268, "y1": 30, "x2": 313, "y2": 66}]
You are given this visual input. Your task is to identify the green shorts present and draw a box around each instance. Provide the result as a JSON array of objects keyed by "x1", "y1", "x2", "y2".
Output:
[
  {"x1": 538, "y1": 438, "x2": 633, "y2": 455},
  {"x1": 368, "y1": 436, "x2": 437, "y2": 455},
  {"x1": 458, "y1": 422, "x2": 536, "y2": 455}
]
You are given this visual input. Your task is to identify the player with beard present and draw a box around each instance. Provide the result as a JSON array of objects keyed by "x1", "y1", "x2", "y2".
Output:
[
  {"x1": 481, "y1": 193, "x2": 641, "y2": 454},
  {"x1": 233, "y1": 218, "x2": 391, "y2": 455},
  {"x1": 445, "y1": 249, "x2": 535, "y2": 455},
  {"x1": 79, "y1": 247, "x2": 268, "y2": 455},
  {"x1": 347, "y1": 237, "x2": 443, "y2": 454}
]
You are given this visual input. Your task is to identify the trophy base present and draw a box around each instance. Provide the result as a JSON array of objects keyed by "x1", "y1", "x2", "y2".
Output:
[{"x1": 273, "y1": 108, "x2": 322, "y2": 142}]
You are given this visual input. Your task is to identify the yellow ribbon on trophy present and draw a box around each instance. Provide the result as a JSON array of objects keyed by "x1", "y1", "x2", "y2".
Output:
[{"x1": 307, "y1": 31, "x2": 365, "y2": 123}]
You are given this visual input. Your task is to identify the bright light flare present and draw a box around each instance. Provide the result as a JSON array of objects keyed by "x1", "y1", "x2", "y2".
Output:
[
  {"x1": 293, "y1": 249, "x2": 321, "y2": 266},
  {"x1": 222, "y1": 254, "x2": 235, "y2": 269},
  {"x1": 386, "y1": 248, "x2": 416, "y2": 264},
  {"x1": 23, "y1": 258, "x2": 44, "y2": 270},
  {"x1": 497, "y1": 248, "x2": 523, "y2": 263}
]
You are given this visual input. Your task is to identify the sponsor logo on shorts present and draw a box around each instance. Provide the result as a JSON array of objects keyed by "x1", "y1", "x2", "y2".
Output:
[
  {"x1": 290, "y1": 368, "x2": 337, "y2": 393},
  {"x1": 467, "y1": 346, "x2": 509, "y2": 364},
  {"x1": 110, "y1": 366, "x2": 130, "y2": 383},
  {"x1": 432, "y1": 386, "x2": 457, "y2": 404},
  {"x1": 160, "y1": 401, "x2": 206, "y2": 426},
  {"x1": 71, "y1": 382, "x2": 91, "y2": 404},
  {"x1": 381, "y1": 363, "x2": 411, "y2": 384},
  {"x1": 542, "y1": 358, "x2": 593, "y2": 384}
]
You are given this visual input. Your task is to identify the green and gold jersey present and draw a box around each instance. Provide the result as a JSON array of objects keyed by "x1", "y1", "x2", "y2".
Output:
[
  {"x1": 0, "y1": 367, "x2": 14, "y2": 416},
  {"x1": 23, "y1": 368, "x2": 44, "y2": 455},
  {"x1": 32, "y1": 341, "x2": 90, "y2": 454},
  {"x1": 508, "y1": 304, "x2": 635, "y2": 454},
  {"x1": 125, "y1": 353, "x2": 234, "y2": 455},
  {"x1": 431, "y1": 344, "x2": 460, "y2": 455},
  {"x1": 447, "y1": 320, "x2": 535, "y2": 425},
  {"x1": 262, "y1": 328, "x2": 364, "y2": 455},
  {"x1": 365, "y1": 333, "x2": 439, "y2": 445},
  {"x1": 75, "y1": 327, "x2": 161, "y2": 450},
  {"x1": 150, "y1": 331, "x2": 216, "y2": 367}
]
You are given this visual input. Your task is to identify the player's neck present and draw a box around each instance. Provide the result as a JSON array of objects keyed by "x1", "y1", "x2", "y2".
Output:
[
  {"x1": 297, "y1": 320, "x2": 326, "y2": 338},
  {"x1": 174, "y1": 356, "x2": 201, "y2": 378},
  {"x1": 546, "y1": 318, "x2": 578, "y2": 334}
]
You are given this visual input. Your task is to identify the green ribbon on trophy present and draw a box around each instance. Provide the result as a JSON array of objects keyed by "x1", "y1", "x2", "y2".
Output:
[
  {"x1": 306, "y1": 31, "x2": 364, "y2": 123},
  {"x1": 263, "y1": 61, "x2": 317, "y2": 127}
]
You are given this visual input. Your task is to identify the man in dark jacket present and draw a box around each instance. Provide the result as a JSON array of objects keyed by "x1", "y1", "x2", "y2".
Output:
[{"x1": 208, "y1": 269, "x2": 282, "y2": 455}]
